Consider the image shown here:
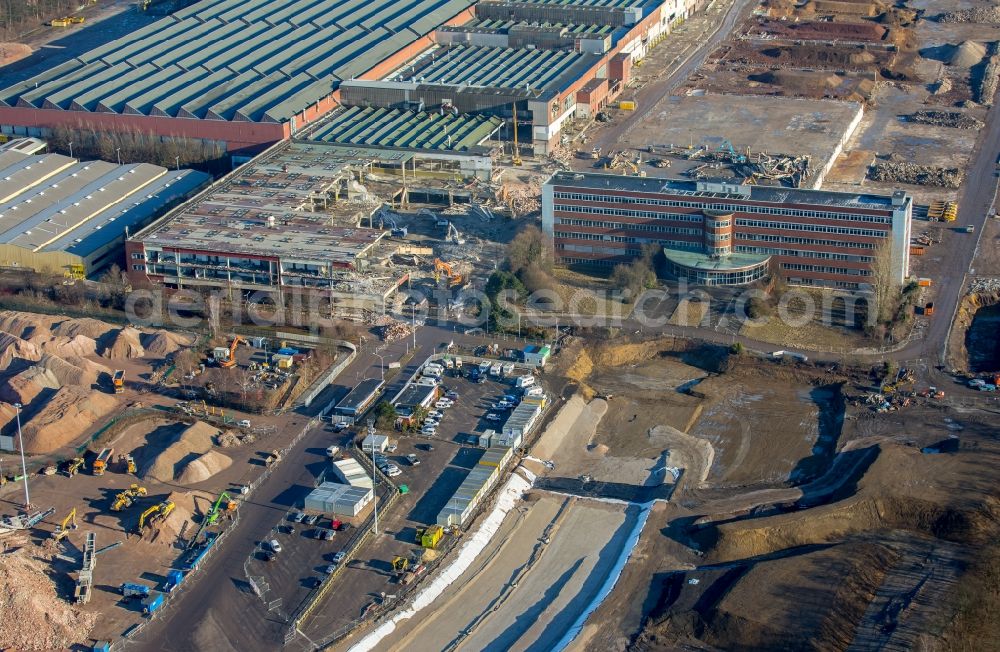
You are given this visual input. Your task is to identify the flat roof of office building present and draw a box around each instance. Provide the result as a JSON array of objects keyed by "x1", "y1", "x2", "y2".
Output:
[
  {"x1": 307, "y1": 106, "x2": 502, "y2": 152},
  {"x1": 547, "y1": 171, "x2": 907, "y2": 211},
  {"x1": 0, "y1": 149, "x2": 208, "y2": 258},
  {"x1": 0, "y1": 0, "x2": 475, "y2": 123},
  {"x1": 131, "y1": 141, "x2": 398, "y2": 265},
  {"x1": 389, "y1": 45, "x2": 600, "y2": 94}
]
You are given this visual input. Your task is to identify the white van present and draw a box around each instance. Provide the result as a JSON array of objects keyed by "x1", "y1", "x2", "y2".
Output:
[{"x1": 515, "y1": 375, "x2": 535, "y2": 389}]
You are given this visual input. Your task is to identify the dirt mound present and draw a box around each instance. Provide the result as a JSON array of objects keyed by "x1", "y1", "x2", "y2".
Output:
[
  {"x1": 0, "y1": 311, "x2": 60, "y2": 339},
  {"x1": 141, "y1": 329, "x2": 193, "y2": 357},
  {"x1": 37, "y1": 353, "x2": 106, "y2": 388},
  {"x1": 948, "y1": 40, "x2": 986, "y2": 68},
  {"x1": 0, "y1": 330, "x2": 41, "y2": 367},
  {"x1": 650, "y1": 425, "x2": 715, "y2": 487},
  {"x1": 101, "y1": 326, "x2": 145, "y2": 359},
  {"x1": 176, "y1": 449, "x2": 233, "y2": 484},
  {"x1": 29, "y1": 333, "x2": 99, "y2": 358},
  {"x1": 0, "y1": 365, "x2": 61, "y2": 404},
  {"x1": 0, "y1": 544, "x2": 97, "y2": 650},
  {"x1": 153, "y1": 490, "x2": 214, "y2": 544},
  {"x1": 20, "y1": 387, "x2": 118, "y2": 454},
  {"x1": 141, "y1": 421, "x2": 219, "y2": 483},
  {"x1": 50, "y1": 317, "x2": 116, "y2": 341}
]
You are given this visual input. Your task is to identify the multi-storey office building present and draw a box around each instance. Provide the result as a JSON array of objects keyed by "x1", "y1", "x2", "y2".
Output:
[{"x1": 542, "y1": 172, "x2": 912, "y2": 289}]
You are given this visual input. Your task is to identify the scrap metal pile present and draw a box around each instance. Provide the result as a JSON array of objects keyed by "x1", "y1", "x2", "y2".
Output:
[{"x1": 647, "y1": 142, "x2": 812, "y2": 187}]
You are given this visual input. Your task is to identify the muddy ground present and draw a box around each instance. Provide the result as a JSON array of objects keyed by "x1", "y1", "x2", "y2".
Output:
[{"x1": 546, "y1": 337, "x2": 999, "y2": 652}]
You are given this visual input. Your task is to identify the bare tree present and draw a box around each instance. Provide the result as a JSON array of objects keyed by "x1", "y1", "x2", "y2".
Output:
[
  {"x1": 869, "y1": 239, "x2": 899, "y2": 326},
  {"x1": 507, "y1": 225, "x2": 552, "y2": 274}
]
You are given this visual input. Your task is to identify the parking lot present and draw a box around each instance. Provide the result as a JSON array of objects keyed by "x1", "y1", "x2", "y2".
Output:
[{"x1": 297, "y1": 367, "x2": 531, "y2": 639}]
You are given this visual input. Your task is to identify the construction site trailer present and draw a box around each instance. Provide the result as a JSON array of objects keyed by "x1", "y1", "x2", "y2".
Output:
[
  {"x1": 335, "y1": 378, "x2": 385, "y2": 417},
  {"x1": 332, "y1": 458, "x2": 374, "y2": 489},
  {"x1": 361, "y1": 434, "x2": 390, "y2": 453},
  {"x1": 304, "y1": 482, "x2": 374, "y2": 517}
]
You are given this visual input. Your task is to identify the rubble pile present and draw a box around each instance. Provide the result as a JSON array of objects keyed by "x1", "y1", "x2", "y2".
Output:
[
  {"x1": 930, "y1": 77, "x2": 952, "y2": 95},
  {"x1": 978, "y1": 49, "x2": 1000, "y2": 106},
  {"x1": 868, "y1": 161, "x2": 964, "y2": 188},
  {"x1": 374, "y1": 319, "x2": 414, "y2": 342},
  {"x1": 970, "y1": 277, "x2": 1000, "y2": 294},
  {"x1": 216, "y1": 430, "x2": 256, "y2": 447},
  {"x1": 907, "y1": 110, "x2": 984, "y2": 129},
  {"x1": 0, "y1": 544, "x2": 97, "y2": 650},
  {"x1": 936, "y1": 7, "x2": 1000, "y2": 23}
]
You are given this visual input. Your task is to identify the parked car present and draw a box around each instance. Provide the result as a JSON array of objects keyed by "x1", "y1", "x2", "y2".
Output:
[
  {"x1": 387, "y1": 442, "x2": 398, "y2": 453},
  {"x1": 427, "y1": 410, "x2": 444, "y2": 419},
  {"x1": 418, "y1": 443, "x2": 435, "y2": 451},
  {"x1": 307, "y1": 577, "x2": 323, "y2": 588},
  {"x1": 406, "y1": 454, "x2": 420, "y2": 466},
  {"x1": 331, "y1": 421, "x2": 348, "y2": 432},
  {"x1": 238, "y1": 419, "x2": 252, "y2": 428},
  {"x1": 331, "y1": 552, "x2": 347, "y2": 565},
  {"x1": 291, "y1": 512, "x2": 306, "y2": 523},
  {"x1": 268, "y1": 539, "x2": 282, "y2": 553},
  {"x1": 386, "y1": 467, "x2": 402, "y2": 477},
  {"x1": 305, "y1": 514, "x2": 320, "y2": 525},
  {"x1": 322, "y1": 564, "x2": 337, "y2": 574},
  {"x1": 446, "y1": 391, "x2": 459, "y2": 400},
  {"x1": 322, "y1": 529, "x2": 335, "y2": 541},
  {"x1": 485, "y1": 413, "x2": 502, "y2": 422},
  {"x1": 326, "y1": 445, "x2": 340, "y2": 458}
]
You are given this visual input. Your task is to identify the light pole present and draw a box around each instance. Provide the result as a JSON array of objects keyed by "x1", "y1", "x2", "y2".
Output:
[
  {"x1": 373, "y1": 353, "x2": 385, "y2": 381},
  {"x1": 367, "y1": 419, "x2": 378, "y2": 535},
  {"x1": 68, "y1": 141, "x2": 73, "y2": 158},
  {"x1": 116, "y1": 148, "x2": 121, "y2": 165},
  {"x1": 174, "y1": 155, "x2": 180, "y2": 171},
  {"x1": 13, "y1": 403, "x2": 30, "y2": 509}
]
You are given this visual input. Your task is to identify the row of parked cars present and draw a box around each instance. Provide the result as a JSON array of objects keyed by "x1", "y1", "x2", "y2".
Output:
[{"x1": 420, "y1": 389, "x2": 460, "y2": 437}]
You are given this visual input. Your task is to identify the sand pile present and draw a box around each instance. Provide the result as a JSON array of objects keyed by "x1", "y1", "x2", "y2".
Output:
[
  {"x1": 37, "y1": 353, "x2": 106, "y2": 388},
  {"x1": 0, "y1": 42, "x2": 32, "y2": 68},
  {"x1": 177, "y1": 450, "x2": 233, "y2": 484},
  {"x1": 141, "y1": 329, "x2": 193, "y2": 357},
  {"x1": 20, "y1": 387, "x2": 118, "y2": 453},
  {"x1": 0, "y1": 365, "x2": 60, "y2": 405},
  {"x1": 0, "y1": 311, "x2": 60, "y2": 339},
  {"x1": 50, "y1": 317, "x2": 116, "y2": 341},
  {"x1": 0, "y1": 331, "x2": 41, "y2": 367},
  {"x1": 949, "y1": 40, "x2": 986, "y2": 68},
  {"x1": 141, "y1": 421, "x2": 219, "y2": 483},
  {"x1": 102, "y1": 326, "x2": 145, "y2": 359},
  {"x1": 0, "y1": 545, "x2": 97, "y2": 650},
  {"x1": 29, "y1": 333, "x2": 99, "y2": 358}
]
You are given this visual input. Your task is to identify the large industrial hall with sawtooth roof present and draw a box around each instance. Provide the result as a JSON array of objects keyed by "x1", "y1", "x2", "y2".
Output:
[
  {"x1": 0, "y1": 0, "x2": 478, "y2": 153},
  {"x1": 306, "y1": 106, "x2": 503, "y2": 152}
]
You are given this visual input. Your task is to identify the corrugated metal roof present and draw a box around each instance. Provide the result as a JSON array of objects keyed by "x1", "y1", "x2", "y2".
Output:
[
  {"x1": 308, "y1": 106, "x2": 502, "y2": 152},
  {"x1": 5, "y1": 0, "x2": 476, "y2": 123}
]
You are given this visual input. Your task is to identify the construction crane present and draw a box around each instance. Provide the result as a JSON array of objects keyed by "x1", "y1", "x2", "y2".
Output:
[
  {"x1": 111, "y1": 484, "x2": 147, "y2": 512},
  {"x1": 433, "y1": 259, "x2": 463, "y2": 288},
  {"x1": 511, "y1": 104, "x2": 522, "y2": 167},
  {"x1": 112, "y1": 370, "x2": 125, "y2": 394},
  {"x1": 52, "y1": 508, "x2": 78, "y2": 542},
  {"x1": 219, "y1": 335, "x2": 246, "y2": 369},
  {"x1": 137, "y1": 500, "x2": 175, "y2": 533}
]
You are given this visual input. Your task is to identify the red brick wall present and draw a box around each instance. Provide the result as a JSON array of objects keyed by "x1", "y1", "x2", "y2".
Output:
[{"x1": 0, "y1": 106, "x2": 286, "y2": 155}]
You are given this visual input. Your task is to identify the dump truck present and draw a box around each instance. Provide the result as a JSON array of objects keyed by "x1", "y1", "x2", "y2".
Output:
[
  {"x1": 112, "y1": 370, "x2": 125, "y2": 394},
  {"x1": 92, "y1": 448, "x2": 114, "y2": 476},
  {"x1": 924, "y1": 302, "x2": 935, "y2": 316}
]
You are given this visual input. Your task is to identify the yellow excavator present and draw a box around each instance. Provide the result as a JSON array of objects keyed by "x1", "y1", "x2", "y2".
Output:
[
  {"x1": 137, "y1": 500, "x2": 175, "y2": 533},
  {"x1": 111, "y1": 484, "x2": 148, "y2": 512},
  {"x1": 64, "y1": 457, "x2": 85, "y2": 477},
  {"x1": 52, "y1": 508, "x2": 78, "y2": 542}
]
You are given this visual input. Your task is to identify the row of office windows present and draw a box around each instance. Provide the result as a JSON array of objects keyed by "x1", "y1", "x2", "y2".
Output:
[
  {"x1": 736, "y1": 219, "x2": 886, "y2": 238},
  {"x1": 735, "y1": 245, "x2": 873, "y2": 263},
  {"x1": 781, "y1": 262, "x2": 870, "y2": 276},
  {"x1": 740, "y1": 232, "x2": 878, "y2": 249},
  {"x1": 552, "y1": 191, "x2": 893, "y2": 223},
  {"x1": 554, "y1": 204, "x2": 704, "y2": 222}
]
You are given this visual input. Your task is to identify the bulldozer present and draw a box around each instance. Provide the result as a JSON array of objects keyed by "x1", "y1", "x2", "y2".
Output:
[
  {"x1": 52, "y1": 508, "x2": 78, "y2": 542},
  {"x1": 111, "y1": 484, "x2": 147, "y2": 512}
]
